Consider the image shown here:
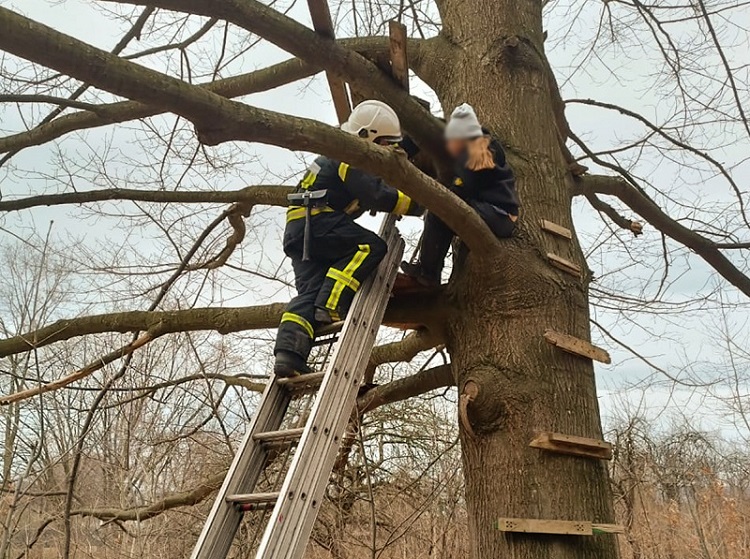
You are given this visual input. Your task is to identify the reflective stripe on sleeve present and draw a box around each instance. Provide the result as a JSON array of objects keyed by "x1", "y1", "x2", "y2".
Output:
[
  {"x1": 393, "y1": 190, "x2": 412, "y2": 215},
  {"x1": 338, "y1": 162, "x2": 350, "y2": 181}
]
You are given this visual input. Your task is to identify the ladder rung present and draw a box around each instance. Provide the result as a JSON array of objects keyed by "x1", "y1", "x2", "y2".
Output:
[
  {"x1": 226, "y1": 492, "x2": 280, "y2": 505},
  {"x1": 276, "y1": 371, "x2": 325, "y2": 390},
  {"x1": 312, "y1": 334, "x2": 339, "y2": 347},
  {"x1": 253, "y1": 427, "x2": 305, "y2": 443},
  {"x1": 238, "y1": 501, "x2": 276, "y2": 513}
]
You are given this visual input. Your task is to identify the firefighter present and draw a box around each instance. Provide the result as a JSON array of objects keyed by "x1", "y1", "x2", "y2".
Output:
[
  {"x1": 401, "y1": 103, "x2": 519, "y2": 286},
  {"x1": 274, "y1": 100, "x2": 423, "y2": 377}
]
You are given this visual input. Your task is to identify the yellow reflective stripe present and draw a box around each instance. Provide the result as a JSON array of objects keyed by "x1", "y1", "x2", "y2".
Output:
[
  {"x1": 393, "y1": 190, "x2": 411, "y2": 215},
  {"x1": 326, "y1": 268, "x2": 361, "y2": 292},
  {"x1": 300, "y1": 170, "x2": 317, "y2": 190},
  {"x1": 325, "y1": 244, "x2": 371, "y2": 312},
  {"x1": 338, "y1": 162, "x2": 350, "y2": 181},
  {"x1": 286, "y1": 206, "x2": 335, "y2": 222},
  {"x1": 280, "y1": 312, "x2": 314, "y2": 338}
]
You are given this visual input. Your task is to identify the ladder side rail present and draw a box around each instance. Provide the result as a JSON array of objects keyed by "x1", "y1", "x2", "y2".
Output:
[
  {"x1": 256, "y1": 215, "x2": 403, "y2": 559},
  {"x1": 191, "y1": 377, "x2": 291, "y2": 558}
]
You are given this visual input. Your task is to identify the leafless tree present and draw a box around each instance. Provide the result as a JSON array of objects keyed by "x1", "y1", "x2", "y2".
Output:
[{"x1": 0, "y1": 1, "x2": 748, "y2": 559}]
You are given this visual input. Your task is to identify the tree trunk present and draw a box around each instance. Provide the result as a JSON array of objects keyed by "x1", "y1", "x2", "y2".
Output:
[{"x1": 429, "y1": 1, "x2": 619, "y2": 558}]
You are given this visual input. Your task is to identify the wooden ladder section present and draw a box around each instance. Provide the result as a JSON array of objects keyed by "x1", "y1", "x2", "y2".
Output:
[{"x1": 191, "y1": 215, "x2": 404, "y2": 559}]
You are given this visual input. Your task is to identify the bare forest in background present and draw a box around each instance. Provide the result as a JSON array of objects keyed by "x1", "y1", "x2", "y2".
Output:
[{"x1": 1, "y1": 0, "x2": 749, "y2": 558}]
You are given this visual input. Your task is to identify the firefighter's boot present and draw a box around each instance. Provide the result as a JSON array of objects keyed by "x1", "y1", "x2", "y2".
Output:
[{"x1": 274, "y1": 350, "x2": 312, "y2": 378}]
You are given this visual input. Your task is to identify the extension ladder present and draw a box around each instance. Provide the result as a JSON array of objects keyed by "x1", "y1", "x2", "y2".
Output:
[{"x1": 191, "y1": 215, "x2": 404, "y2": 559}]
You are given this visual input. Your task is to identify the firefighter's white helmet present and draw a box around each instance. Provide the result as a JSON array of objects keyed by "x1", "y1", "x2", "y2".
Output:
[{"x1": 341, "y1": 100, "x2": 402, "y2": 143}]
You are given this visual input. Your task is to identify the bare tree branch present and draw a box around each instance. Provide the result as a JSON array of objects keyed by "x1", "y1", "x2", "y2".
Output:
[
  {"x1": 0, "y1": 298, "x2": 444, "y2": 358},
  {"x1": 0, "y1": 304, "x2": 286, "y2": 358},
  {"x1": 0, "y1": 7, "x2": 495, "y2": 251},
  {"x1": 0, "y1": 5, "x2": 155, "y2": 167},
  {"x1": 0, "y1": 58, "x2": 318, "y2": 154},
  {"x1": 584, "y1": 191, "x2": 643, "y2": 236},
  {"x1": 567, "y1": 97, "x2": 750, "y2": 226},
  {"x1": 0, "y1": 185, "x2": 291, "y2": 212},
  {"x1": 575, "y1": 174, "x2": 750, "y2": 297},
  {"x1": 357, "y1": 364, "x2": 453, "y2": 414},
  {"x1": 0, "y1": 94, "x2": 107, "y2": 111},
  {"x1": 72, "y1": 472, "x2": 226, "y2": 521},
  {"x1": 102, "y1": 0, "x2": 446, "y2": 156},
  {"x1": 367, "y1": 328, "x2": 443, "y2": 378},
  {"x1": 0, "y1": 326, "x2": 165, "y2": 405}
]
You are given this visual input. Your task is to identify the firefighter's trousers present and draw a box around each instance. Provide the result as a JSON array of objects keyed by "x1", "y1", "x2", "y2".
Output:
[{"x1": 274, "y1": 212, "x2": 388, "y2": 361}]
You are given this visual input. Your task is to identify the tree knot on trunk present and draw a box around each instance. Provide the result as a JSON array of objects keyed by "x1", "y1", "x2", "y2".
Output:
[
  {"x1": 458, "y1": 365, "x2": 514, "y2": 437},
  {"x1": 486, "y1": 35, "x2": 546, "y2": 74}
]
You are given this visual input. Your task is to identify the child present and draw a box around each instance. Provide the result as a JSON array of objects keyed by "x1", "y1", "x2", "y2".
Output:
[{"x1": 402, "y1": 103, "x2": 519, "y2": 286}]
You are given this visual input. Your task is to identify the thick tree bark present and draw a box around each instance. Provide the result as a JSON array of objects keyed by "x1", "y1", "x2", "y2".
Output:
[{"x1": 431, "y1": 1, "x2": 619, "y2": 558}]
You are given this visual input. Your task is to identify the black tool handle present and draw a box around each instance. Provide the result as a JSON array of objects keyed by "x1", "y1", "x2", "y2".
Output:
[{"x1": 302, "y1": 204, "x2": 312, "y2": 261}]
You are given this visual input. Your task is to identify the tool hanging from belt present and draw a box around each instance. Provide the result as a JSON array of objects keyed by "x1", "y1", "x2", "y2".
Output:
[{"x1": 287, "y1": 189, "x2": 328, "y2": 261}]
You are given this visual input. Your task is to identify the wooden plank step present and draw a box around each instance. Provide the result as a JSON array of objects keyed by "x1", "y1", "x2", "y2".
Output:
[
  {"x1": 253, "y1": 428, "x2": 305, "y2": 444},
  {"x1": 540, "y1": 219, "x2": 572, "y2": 239},
  {"x1": 547, "y1": 253, "x2": 582, "y2": 278},
  {"x1": 276, "y1": 372, "x2": 325, "y2": 391},
  {"x1": 530, "y1": 432, "x2": 613, "y2": 460},
  {"x1": 544, "y1": 330, "x2": 611, "y2": 364},
  {"x1": 593, "y1": 524, "x2": 626, "y2": 534},
  {"x1": 497, "y1": 518, "x2": 591, "y2": 535},
  {"x1": 497, "y1": 518, "x2": 624, "y2": 536}
]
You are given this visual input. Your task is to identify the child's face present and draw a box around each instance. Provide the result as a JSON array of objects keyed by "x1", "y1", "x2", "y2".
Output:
[{"x1": 445, "y1": 139, "x2": 467, "y2": 158}]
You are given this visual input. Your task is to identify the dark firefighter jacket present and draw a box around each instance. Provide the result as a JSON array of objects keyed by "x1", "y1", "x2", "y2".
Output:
[
  {"x1": 451, "y1": 137, "x2": 519, "y2": 216},
  {"x1": 284, "y1": 155, "x2": 420, "y2": 242}
]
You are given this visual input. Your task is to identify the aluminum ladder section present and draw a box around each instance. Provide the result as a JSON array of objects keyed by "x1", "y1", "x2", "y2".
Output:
[{"x1": 191, "y1": 214, "x2": 404, "y2": 559}]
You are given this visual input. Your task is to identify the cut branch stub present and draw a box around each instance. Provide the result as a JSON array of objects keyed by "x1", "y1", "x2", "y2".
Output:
[
  {"x1": 544, "y1": 329, "x2": 611, "y2": 364},
  {"x1": 459, "y1": 380, "x2": 480, "y2": 439}
]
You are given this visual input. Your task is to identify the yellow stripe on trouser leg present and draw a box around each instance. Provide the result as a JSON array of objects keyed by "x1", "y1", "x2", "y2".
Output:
[
  {"x1": 280, "y1": 312, "x2": 314, "y2": 338},
  {"x1": 326, "y1": 268, "x2": 361, "y2": 291},
  {"x1": 325, "y1": 244, "x2": 371, "y2": 313},
  {"x1": 393, "y1": 190, "x2": 412, "y2": 215}
]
